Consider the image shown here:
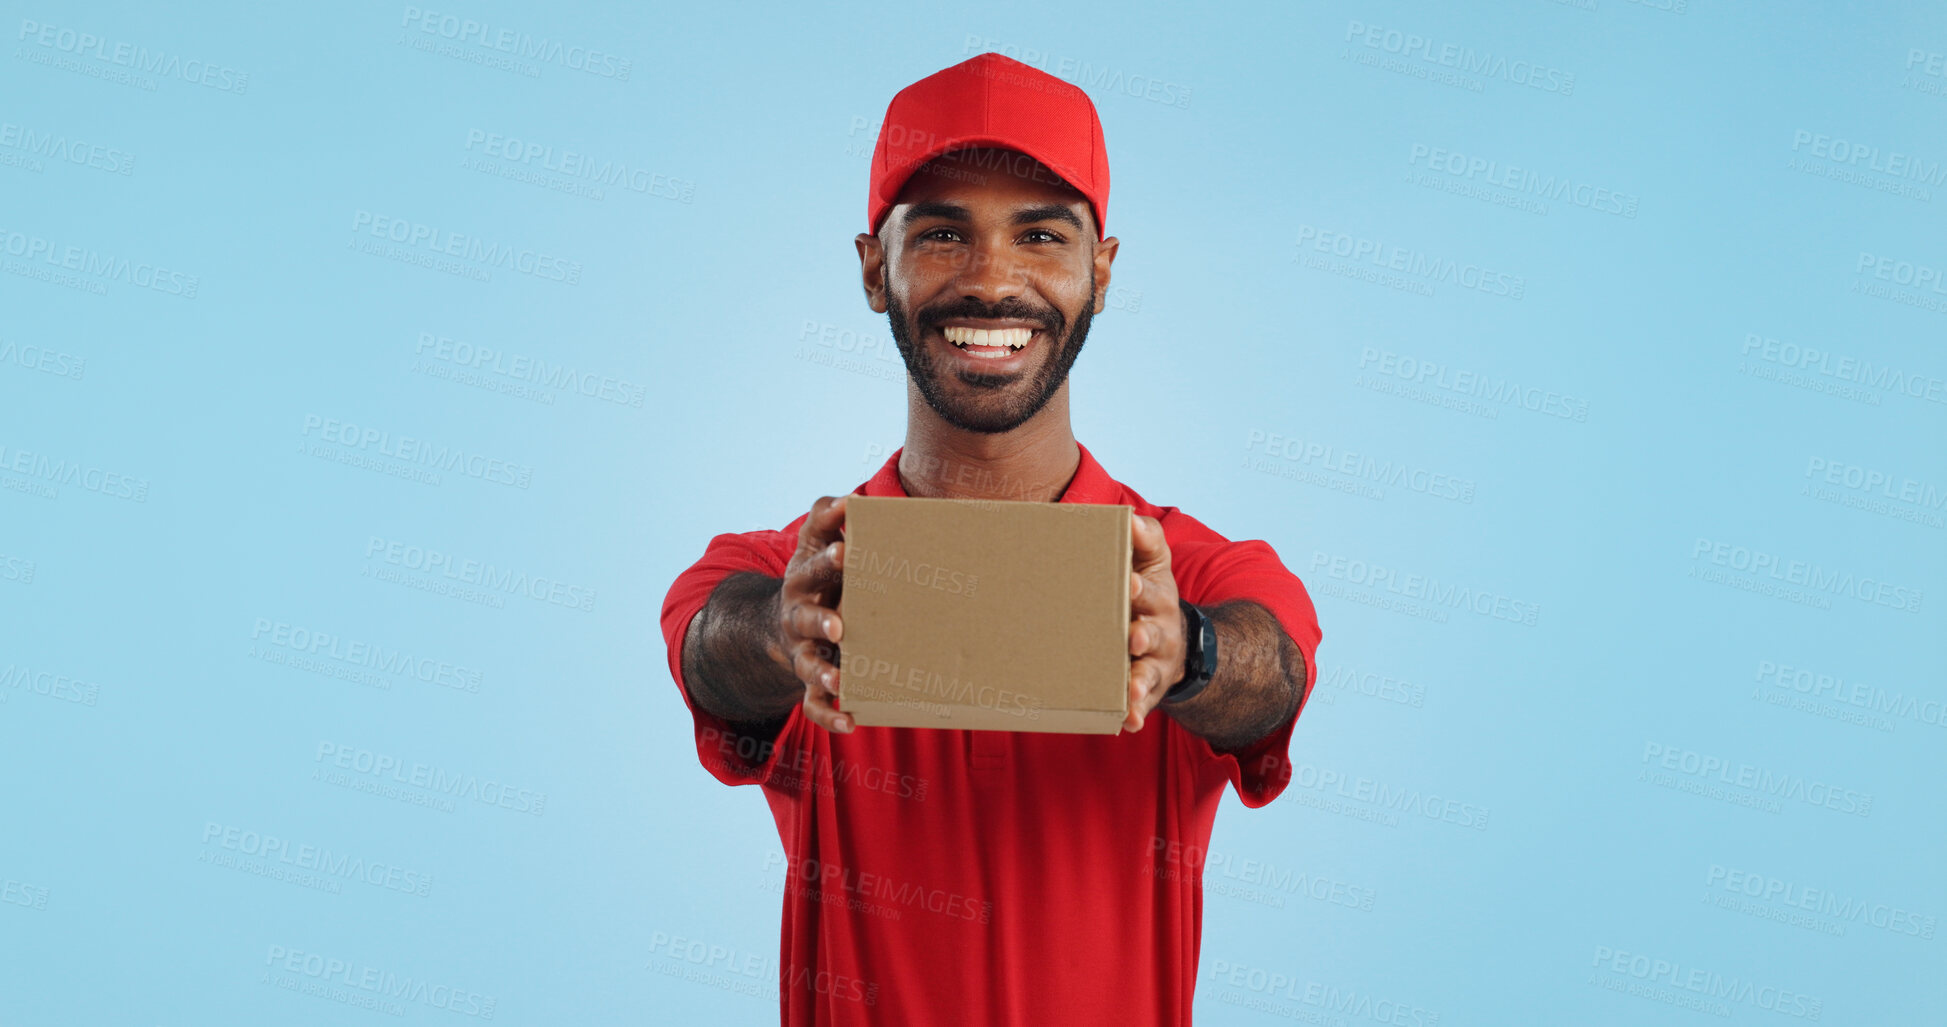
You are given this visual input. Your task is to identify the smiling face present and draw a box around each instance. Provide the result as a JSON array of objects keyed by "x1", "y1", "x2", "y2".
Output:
[{"x1": 856, "y1": 148, "x2": 1119, "y2": 435}]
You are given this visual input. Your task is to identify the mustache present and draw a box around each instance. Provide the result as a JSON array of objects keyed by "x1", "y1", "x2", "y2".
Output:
[{"x1": 915, "y1": 298, "x2": 1063, "y2": 334}]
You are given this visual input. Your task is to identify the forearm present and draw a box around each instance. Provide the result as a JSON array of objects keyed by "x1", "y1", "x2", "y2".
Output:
[
  {"x1": 1164, "y1": 600, "x2": 1305, "y2": 752},
  {"x1": 681, "y1": 571, "x2": 804, "y2": 727}
]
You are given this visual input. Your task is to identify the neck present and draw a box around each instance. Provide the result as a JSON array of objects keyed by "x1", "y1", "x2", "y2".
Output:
[{"x1": 897, "y1": 384, "x2": 1080, "y2": 503}]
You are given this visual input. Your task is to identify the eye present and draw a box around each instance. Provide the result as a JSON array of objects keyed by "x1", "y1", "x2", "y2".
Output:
[
  {"x1": 1022, "y1": 229, "x2": 1063, "y2": 244},
  {"x1": 920, "y1": 227, "x2": 964, "y2": 243}
]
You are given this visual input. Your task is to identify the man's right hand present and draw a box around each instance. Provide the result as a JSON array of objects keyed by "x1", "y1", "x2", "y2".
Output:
[{"x1": 777, "y1": 495, "x2": 852, "y2": 733}]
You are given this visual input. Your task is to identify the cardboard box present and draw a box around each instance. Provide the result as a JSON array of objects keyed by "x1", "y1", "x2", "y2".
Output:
[{"x1": 838, "y1": 495, "x2": 1132, "y2": 734}]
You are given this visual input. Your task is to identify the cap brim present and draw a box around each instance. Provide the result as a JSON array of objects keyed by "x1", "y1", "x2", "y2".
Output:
[{"x1": 872, "y1": 137, "x2": 1104, "y2": 240}]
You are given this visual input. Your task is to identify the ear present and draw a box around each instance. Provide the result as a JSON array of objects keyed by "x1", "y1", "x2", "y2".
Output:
[
  {"x1": 855, "y1": 232, "x2": 888, "y2": 313},
  {"x1": 1091, "y1": 235, "x2": 1120, "y2": 314}
]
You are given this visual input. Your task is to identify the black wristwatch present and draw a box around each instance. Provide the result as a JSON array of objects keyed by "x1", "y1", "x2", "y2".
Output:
[{"x1": 1162, "y1": 599, "x2": 1218, "y2": 705}]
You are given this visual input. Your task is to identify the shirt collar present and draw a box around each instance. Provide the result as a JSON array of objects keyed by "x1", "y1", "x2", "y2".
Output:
[{"x1": 859, "y1": 441, "x2": 1119, "y2": 505}]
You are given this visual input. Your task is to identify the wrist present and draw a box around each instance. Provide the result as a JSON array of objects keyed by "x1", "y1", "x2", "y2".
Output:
[
  {"x1": 1162, "y1": 599, "x2": 1216, "y2": 706},
  {"x1": 1170, "y1": 602, "x2": 1189, "y2": 687},
  {"x1": 765, "y1": 579, "x2": 798, "y2": 681}
]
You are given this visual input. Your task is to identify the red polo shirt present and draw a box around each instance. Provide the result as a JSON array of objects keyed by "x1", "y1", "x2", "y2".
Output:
[{"x1": 660, "y1": 443, "x2": 1322, "y2": 1025}]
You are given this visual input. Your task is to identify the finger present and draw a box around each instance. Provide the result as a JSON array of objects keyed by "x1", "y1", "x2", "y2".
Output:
[
  {"x1": 790, "y1": 638, "x2": 842, "y2": 691},
  {"x1": 792, "y1": 643, "x2": 852, "y2": 734},
  {"x1": 802, "y1": 677, "x2": 854, "y2": 734},
  {"x1": 1129, "y1": 618, "x2": 1158, "y2": 658},
  {"x1": 1123, "y1": 667, "x2": 1155, "y2": 732},
  {"x1": 1122, "y1": 659, "x2": 1163, "y2": 733},
  {"x1": 1130, "y1": 512, "x2": 1170, "y2": 573},
  {"x1": 787, "y1": 601, "x2": 843, "y2": 645},
  {"x1": 1132, "y1": 657, "x2": 1160, "y2": 703},
  {"x1": 1130, "y1": 570, "x2": 1142, "y2": 601},
  {"x1": 797, "y1": 495, "x2": 850, "y2": 558},
  {"x1": 786, "y1": 538, "x2": 846, "y2": 601}
]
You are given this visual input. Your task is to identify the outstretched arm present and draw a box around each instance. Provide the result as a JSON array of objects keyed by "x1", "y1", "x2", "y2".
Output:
[
  {"x1": 681, "y1": 495, "x2": 859, "y2": 739},
  {"x1": 1161, "y1": 600, "x2": 1305, "y2": 752},
  {"x1": 1123, "y1": 513, "x2": 1306, "y2": 751}
]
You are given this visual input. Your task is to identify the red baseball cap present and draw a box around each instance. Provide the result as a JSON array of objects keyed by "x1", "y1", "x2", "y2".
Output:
[{"x1": 868, "y1": 53, "x2": 1110, "y2": 240}]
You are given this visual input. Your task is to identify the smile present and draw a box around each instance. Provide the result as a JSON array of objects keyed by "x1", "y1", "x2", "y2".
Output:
[{"x1": 942, "y1": 325, "x2": 1033, "y2": 361}]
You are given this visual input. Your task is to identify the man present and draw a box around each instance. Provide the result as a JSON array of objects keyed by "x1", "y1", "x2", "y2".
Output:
[{"x1": 660, "y1": 52, "x2": 1323, "y2": 1025}]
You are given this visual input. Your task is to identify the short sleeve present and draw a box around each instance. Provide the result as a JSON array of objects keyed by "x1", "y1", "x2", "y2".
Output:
[
  {"x1": 1166, "y1": 530, "x2": 1322, "y2": 808},
  {"x1": 660, "y1": 527, "x2": 806, "y2": 787}
]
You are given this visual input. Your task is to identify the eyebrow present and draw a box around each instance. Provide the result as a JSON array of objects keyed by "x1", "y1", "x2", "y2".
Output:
[
  {"x1": 1011, "y1": 204, "x2": 1084, "y2": 231},
  {"x1": 903, "y1": 201, "x2": 972, "y2": 226},
  {"x1": 901, "y1": 201, "x2": 1086, "y2": 233}
]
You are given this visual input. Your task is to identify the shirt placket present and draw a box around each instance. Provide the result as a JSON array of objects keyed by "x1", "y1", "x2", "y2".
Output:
[{"x1": 971, "y1": 728, "x2": 1007, "y2": 771}]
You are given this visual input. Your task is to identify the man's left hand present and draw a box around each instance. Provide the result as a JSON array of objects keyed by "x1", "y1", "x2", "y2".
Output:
[{"x1": 1124, "y1": 512, "x2": 1185, "y2": 733}]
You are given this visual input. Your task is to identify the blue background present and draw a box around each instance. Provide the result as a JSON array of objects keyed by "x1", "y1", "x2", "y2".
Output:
[{"x1": 3, "y1": 1, "x2": 1943, "y2": 1023}]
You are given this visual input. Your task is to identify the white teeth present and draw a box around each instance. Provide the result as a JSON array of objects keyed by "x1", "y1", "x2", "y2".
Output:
[{"x1": 943, "y1": 326, "x2": 1032, "y2": 352}]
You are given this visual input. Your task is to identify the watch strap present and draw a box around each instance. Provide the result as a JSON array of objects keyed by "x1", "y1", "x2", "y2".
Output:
[{"x1": 1162, "y1": 599, "x2": 1216, "y2": 705}]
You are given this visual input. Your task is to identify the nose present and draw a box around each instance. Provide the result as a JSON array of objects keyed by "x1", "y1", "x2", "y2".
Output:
[{"x1": 953, "y1": 237, "x2": 1027, "y2": 306}]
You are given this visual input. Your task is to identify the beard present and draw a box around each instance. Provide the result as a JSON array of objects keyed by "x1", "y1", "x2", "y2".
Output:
[{"x1": 885, "y1": 274, "x2": 1096, "y2": 435}]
